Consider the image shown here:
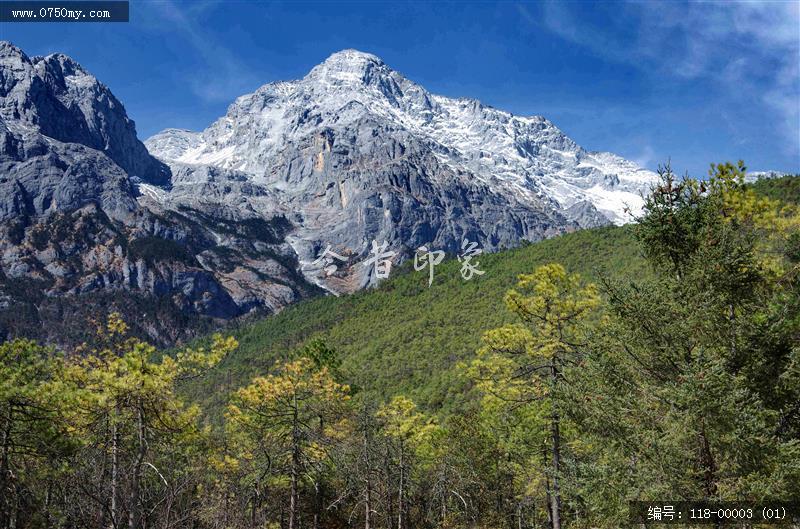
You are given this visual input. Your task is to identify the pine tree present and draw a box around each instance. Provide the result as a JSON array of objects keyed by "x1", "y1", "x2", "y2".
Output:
[
  {"x1": 0, "y1": 340, "x2": 74, "y2": 528},
  {"x1": 227, "y1": 357, "x2": 350, "y2": 529},
  {"x1": 466, "y1": 263, "x2": 600, "y2": 528},
  {"x1": 65, "y1": 314, "x2": 235, "y2": 529},
  {"x1": 566, "y1": 163, "x2": 800, "y2": 524},
  {"x1": 376, "y1": 395, "x2": 437, "y2": 529}
]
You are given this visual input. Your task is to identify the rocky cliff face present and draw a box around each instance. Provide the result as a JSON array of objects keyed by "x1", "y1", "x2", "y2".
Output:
[
  {"x1": 0, "y1": 42, "x2": 170, "y2": 187},
  {"x1": 0, "y1": 42, "x2": 318, "y2": 346},
  {"x1": 1, "y1": 43, "x2": 657, "y2": 345}
]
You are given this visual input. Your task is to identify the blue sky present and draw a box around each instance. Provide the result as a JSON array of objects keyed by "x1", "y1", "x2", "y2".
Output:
[{"x1": 2, "y1": 0, "x2": 798, "y2": 176}]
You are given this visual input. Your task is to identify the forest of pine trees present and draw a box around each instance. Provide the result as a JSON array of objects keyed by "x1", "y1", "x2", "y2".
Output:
[{"x1": 1, "y1": 164, "x2": 799, "y2": 528}]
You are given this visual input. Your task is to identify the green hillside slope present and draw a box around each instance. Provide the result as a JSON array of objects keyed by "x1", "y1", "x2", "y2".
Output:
[
  {"x1": 749, "y1": 173, "x2": 800, "y2": 202},
  {"x1": 186, "y1": 224, "x2": 648, "y2": 417},
  {"x1": 185, "y1": 175, "x2": 799, "y2": 418}
]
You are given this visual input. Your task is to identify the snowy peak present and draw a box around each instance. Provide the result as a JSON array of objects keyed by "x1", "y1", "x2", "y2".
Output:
[
  {"x1": 146, "y1": 48, "x2": 658, "y2": 228},
  {"x1": 0, "y1": 41, "x2": 31, "y2": 76},
  {"x1": 36, "y1": 52, "x2": 89, "y2": 78},
  {"x1": 745, "y1": 170, "x2": 790, "y2": 183},
  {"x1": 300, "y1": 49, "x2": 417, "y2": 117},
  {"x1": 145, "y1": 128, "x2": 203, "y2": 162},
  {"x1": 307, "y1": 49, "x2": 386, "y2": 84}
]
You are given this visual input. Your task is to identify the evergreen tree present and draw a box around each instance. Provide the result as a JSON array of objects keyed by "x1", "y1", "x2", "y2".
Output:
[
  {"x1": 0, "y1": 340, "x2": 74, "y2": 529},
  {"x1": 227, "y1": 357, "x2": 350, "y2": 529},
  {"x1": 66, "y1": 314, "x2": 234, "y2": 529},
  {"x1": 466, "y1": 263, "x2": 600, "y2": 528},
  {"x1": 566, "y1": 163, "x2": 800, "y2": 525},
  {"x1": 376, "y1": 395, "x2": 437, "y2": 529}
]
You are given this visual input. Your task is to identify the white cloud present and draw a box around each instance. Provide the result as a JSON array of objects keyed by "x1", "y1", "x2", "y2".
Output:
[
  {"x1": 535, "y1": 0, "x2": 800, "y2": 158},
  {"x1": 633, "y1": 144, "x2": 657, "y2": 169}
]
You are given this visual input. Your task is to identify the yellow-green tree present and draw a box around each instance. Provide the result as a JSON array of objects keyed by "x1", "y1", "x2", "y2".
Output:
[
  {"x1": 467, "y1": 263, "x2": 599, "y2": 529},
  {"x1": 377, "y1": 395, "x2": 437, "y2": 529},
  {"x1": 65, "y1": 314, "x2": 235, "y2": 529},
  {"x1": 227, "y1": 357, "x2": 350, "y2": 529}
]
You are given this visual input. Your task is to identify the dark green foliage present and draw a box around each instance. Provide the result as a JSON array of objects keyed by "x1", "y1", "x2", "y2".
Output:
[
  {"x1": 28, "y1": 207, "x2": 119, "y2": 251},
  {"x1": 174, "y1": 206, "x2": 292, "y2": 244},
  {"x1": 4, "y1": 218, "x2": 26, "y2": 245},
  {"x1": 786, "y1": 231, "x2": 800, "y2": 262},
  {"x1": 563, "y1": 168, "x2": 800, "y2": 522},
  {"x1": 238, "y1": 215, "x2": 293, "y2": 243},
  {"x1": 635, "y1": 162, "x2": 711, "y2": 275},
  {"x1": 0, "y1": 287, "x2": 217, "y2": 348},
  {"x1": 293, "y1": 337, "x2": 342, "y2": 375}
]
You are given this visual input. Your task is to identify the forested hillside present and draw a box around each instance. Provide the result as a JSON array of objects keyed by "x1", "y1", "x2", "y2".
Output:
[
  {"x1": 184, "y1": 174, "x2": 799, "y2": 419},
  {"x1": 183, "y1": 222, "x2": 649, "y2": 418},
  {"x1": 2, "y1": 170, "x2": 798, "y2": 529}
]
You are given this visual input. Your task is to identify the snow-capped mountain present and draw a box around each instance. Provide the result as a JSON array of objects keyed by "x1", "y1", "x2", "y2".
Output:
[
  {"x1": 146, "y1": 49, "x2": 657, "y2": 292},
  {"x1": 745, "y1": 170, "x2": 790, "y2": 183},
  {"x1": 148, "y1": 50, "x2": 655, "y2": 226}
]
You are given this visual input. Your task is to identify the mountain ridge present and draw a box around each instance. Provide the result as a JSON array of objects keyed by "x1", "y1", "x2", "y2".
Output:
[{"x1": 0, "y1": 41, "x2": 319, "y2": 346}]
